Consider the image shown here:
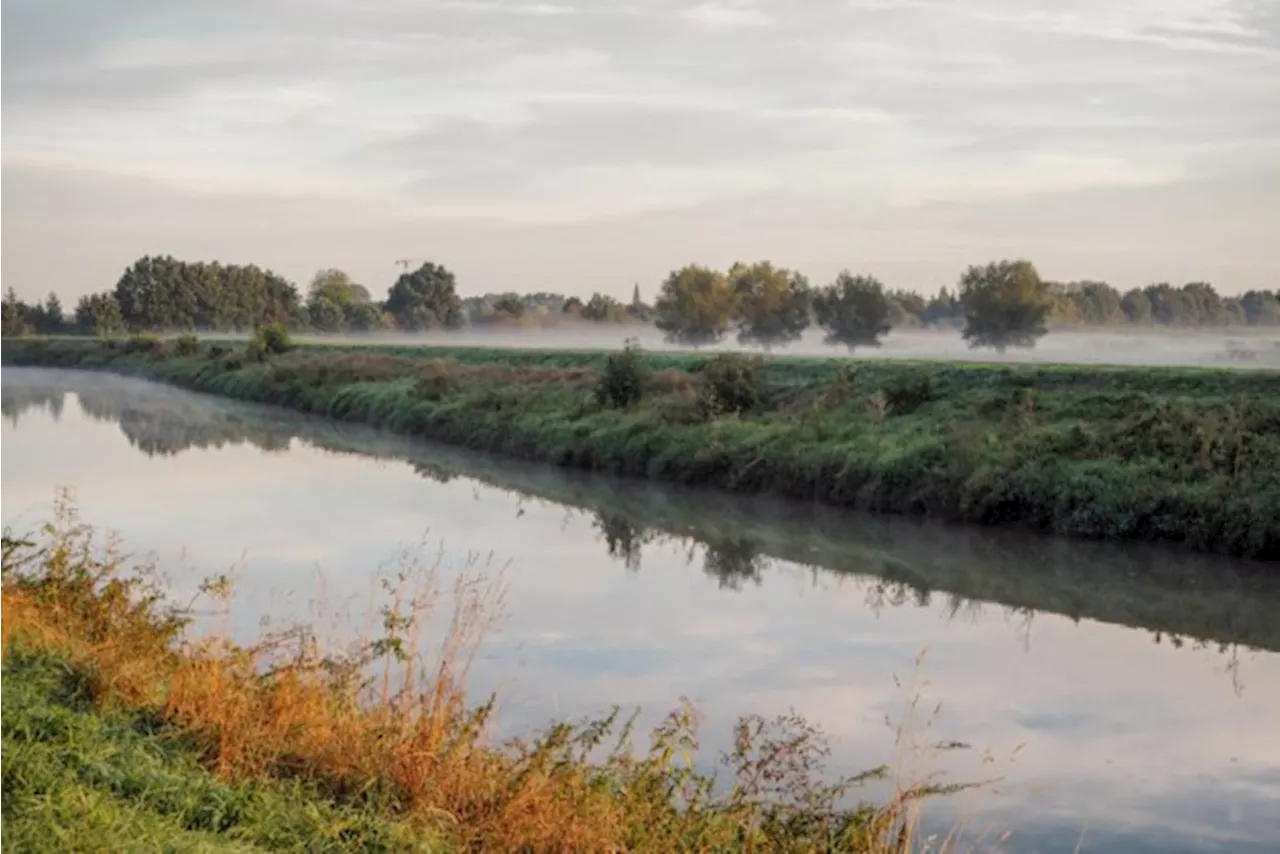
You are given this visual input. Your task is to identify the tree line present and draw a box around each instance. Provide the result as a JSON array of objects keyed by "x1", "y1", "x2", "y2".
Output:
[{"x1": 3, "y1": 253, "x2": 1278, "y2": 351}]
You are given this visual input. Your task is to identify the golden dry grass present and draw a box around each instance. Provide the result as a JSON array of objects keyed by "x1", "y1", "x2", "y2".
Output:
[{"x1": 3, "y1": 493, "x2": 974, "y2": 853}]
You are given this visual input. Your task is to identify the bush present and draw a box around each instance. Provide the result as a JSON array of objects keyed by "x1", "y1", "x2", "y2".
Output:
[
  {"x1": 881, "y1": 371, "x2": 938, "y2": 415},
  {"x1": 245, "y1": 338, "x2": 270, "y2": 363},
  {"x1": 122, "y1": 333, "x2": 164, "y2": 355},
  {"x1": 253, "y1": 323, "x2": 293, "y2": 356},
  {"x1": 413, "y1": 373, "x2": 461, "y2": 401},
  {"x1": 174, "y1": 334, "x2": 200, "y2": 357},
  {"x1": 595, "y1": 339, "x2": 647, "y2": 409},
  {"x1": 698, "y1": 353, "x2": 764, "y2": 417}
]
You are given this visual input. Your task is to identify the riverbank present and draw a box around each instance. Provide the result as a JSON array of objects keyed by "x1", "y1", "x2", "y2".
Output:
[
  {"x1": 2, "y1": 506, "x2": 918, "y2": 852},
  {"x1": 4, "y1": 337, "x2": 1278, "y2": 558}
]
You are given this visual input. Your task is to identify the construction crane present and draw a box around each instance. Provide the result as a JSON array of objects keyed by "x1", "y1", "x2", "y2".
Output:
[{"x1": 394, "y1": 258, "x2": 429, "y2": 271}]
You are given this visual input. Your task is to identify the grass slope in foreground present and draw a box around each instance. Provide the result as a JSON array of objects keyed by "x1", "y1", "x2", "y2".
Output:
[
  {"x1": 2, "y1": 505, "x2": 940, "y2": 853},
  {"x1": 4, "y1": 336, "x2": 1278, "y2": 558}
]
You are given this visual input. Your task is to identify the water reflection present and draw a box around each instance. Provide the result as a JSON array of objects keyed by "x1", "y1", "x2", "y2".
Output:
[
  {"x1": 4, "y1": 368, "x2": 1280, "y2": 852},
  {"x1": 4, "y1": 369, "x2": 1276, "y2": 659}
]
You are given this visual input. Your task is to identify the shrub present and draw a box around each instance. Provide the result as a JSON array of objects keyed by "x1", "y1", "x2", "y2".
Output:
[
  {"x1": 174, "y1": 334, "x2": 200, "y2": 357},
  {"x1": 253, "y1": 323, "x2": 293, "y2": 356},
  {"x1": 414, "y1": 373, "x2": 461, "y2": 401},
  {"x1": 122, "y1": 333, "x2": 164, "y2": 355},
  {"x1": 698, "y1": 353, "x2": 764, "y2": 417},
  {"x1": 245, "y1": 338, "x2": 270, "y2": 363},
  {"x1": 881, "y1": 371, "x2": 938, "y2": 415},
  {"x1": 595, "y1": 339, "x2": 647, "y2": 409}
]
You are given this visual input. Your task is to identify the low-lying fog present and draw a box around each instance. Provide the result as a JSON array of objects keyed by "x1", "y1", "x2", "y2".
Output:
[{"x1": 269, "y1": 326, "x2": 1280, "y2": 370}]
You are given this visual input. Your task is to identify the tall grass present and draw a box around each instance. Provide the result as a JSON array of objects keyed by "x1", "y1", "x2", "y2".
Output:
[
  {"x1": 5, "y1": 337, "x2": 1275, "y2": 557},
  {"x1": 2, "y1": 495, "x2": 965, "y2": 852}
]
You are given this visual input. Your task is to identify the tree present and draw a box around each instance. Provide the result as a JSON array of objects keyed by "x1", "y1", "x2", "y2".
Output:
[
  {"x1": 1241, "y1": 290, "x2": 1280, "y2": 326},
  {"x1": 74, "y1": 293, "x2": 125, "y2": 338},
  {"x1": 654, "y1": 265, "x2": 736, "y2": 347},
  {"x1": 2, "y1": 289, "x2": 33, "y2": 337},
  {"x1": 384, "y1": 262, "x2": 464, "y2": 331},
  {"x1": 306, "y1": 268, "x2": 375, "y2": 331},
  {"x1": 581, "y1": 292, "x2": 628, "y2": 322},
  {"x1": 729, "y1": 260, "x2": 812, "y2": 350},
  {"x1": 958, "y1": 260, "x2": 1051, "y2": 352},
  {"x1": 1121, "y1": 288, "x2": 1152, "y2": 324},
  {"x1": 39, "y1": 292, "x2": 66, "y2": 334},
  {"x1": 1069, "y1": 281, "x2": 1124, "y2": 325},
  {"x1": 812, "y1": 272, "x2": 893, "y2": 351}
]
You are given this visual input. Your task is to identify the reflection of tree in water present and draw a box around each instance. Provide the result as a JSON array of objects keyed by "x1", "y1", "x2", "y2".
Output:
[
  {"x1": 2, "y1": 386, "x2": 65, "y2": 426},
  {"x1": 863, "y1": 580, "x2": 931, "y2": 616},
  {"x1": 702, "y1": 536, "x2": 770, "y2": 591},
  {"x1": 410, "y1": 460, "x2": 457, "y2": 485},
  {"x1": 592, "y1": 511, "x2": 649, "y2": 572}
]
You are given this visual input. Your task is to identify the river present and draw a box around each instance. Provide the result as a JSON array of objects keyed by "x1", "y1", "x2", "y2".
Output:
[{"x1": 3, "y1": 367, "x2": 1278, "y2": 853}]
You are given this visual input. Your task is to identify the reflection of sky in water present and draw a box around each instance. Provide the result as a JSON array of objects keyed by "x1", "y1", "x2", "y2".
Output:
[{"x1": 3, "y1": 369, "x2": 1279, "y2": 852}]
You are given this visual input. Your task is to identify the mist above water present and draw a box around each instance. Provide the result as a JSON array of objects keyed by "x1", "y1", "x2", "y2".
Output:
[{"x1": 275, "y1": 326, "x2": 1280, "y2": 370}]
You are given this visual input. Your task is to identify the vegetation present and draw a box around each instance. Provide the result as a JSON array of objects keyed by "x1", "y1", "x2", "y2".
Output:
[
  {"x1": 813, "y1": 273, "x2": 894, "y2": 352},
  {"x1": 5, "y1": 338, "x2": 1277, "y2": 559},
  {"x1": 958, "y1": 261, "x2": 1051, "y2": 352},
  {"x1": 4, "y1": 251, "x2": 1279, "y2": 351},
  {"x1": 1, "y1": 501, "x2": 952, "y2": 853}
]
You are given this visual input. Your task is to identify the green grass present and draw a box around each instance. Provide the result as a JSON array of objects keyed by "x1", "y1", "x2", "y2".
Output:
[
  {"x1": 1, "y1": 645, "x2": 439, "y2": 853},
  {"x1": 5, "y1": 337, "x2": 1278, "y2": 558}
]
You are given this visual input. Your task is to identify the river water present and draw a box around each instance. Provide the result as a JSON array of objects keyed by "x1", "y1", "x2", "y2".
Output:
[{"x1": 3, "y1": 367, "x2": 1278, "y2": 852}]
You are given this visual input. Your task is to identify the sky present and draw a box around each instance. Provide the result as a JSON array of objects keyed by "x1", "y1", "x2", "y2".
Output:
[{"x1": 3, "y1": 0, "x2": 1279, "y2": 302}]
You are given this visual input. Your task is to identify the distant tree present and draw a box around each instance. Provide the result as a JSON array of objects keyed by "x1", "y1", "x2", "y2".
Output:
[
  {"x1": 958, "y1": 260, "x2": 1052, "y2": 352},
  {"x1": 1242, "y1": 290, "x2": 1280, "y2": 326},
  {"x1": 74, "y1": 293, "x2": 126, "y2": 338},
  {"x1": 729, "y1": 261, "x2": 812, "y2": 350},
  {"x1": 887, "y1": 289, "x2": 927, "y2": 328},
  {"x1": 562, "y1": 296, "x2": 585, "y2": 318},
  {"x1": 581, "y1": 292, "x2": 628, "y2": 322},
  {"x1": 922, "y1": 287, "x2": 963, "y2": 327},
  {"x1": 1069, "y1": 281, "x2": 1125, "y2": 325},
  {"x1": 1121, "y1": 288, "x2": 1152, "y2": 324},
  {"x1": 40, "y1": 292, "x2": 66, "y2": 334},
  {"x1": 306, "y1": 268, "x2": 376, "y2": 331},
  {"x1": 492, "y1": 294, "x2": 527, "y2": 321},
  {"x1": 812, "y1": 272, "x2": 893, "y2": 351},
  {"x1": 384, "y1": 262, "x2": 464, "y2": 330},
  {"x1": 654, "y1": 265, "x2": 736, "y2": 347},
  {"x1": 2, "y1": 288, "x2": 33, "y2": 337}
]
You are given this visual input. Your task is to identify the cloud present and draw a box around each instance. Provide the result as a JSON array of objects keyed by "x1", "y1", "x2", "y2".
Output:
[{"x1": 2, "y1": 0, "x2": 1278, "y2": 297}]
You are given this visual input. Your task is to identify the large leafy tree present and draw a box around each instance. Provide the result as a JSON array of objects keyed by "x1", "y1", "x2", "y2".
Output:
[
  {"x1": 654, "y1": 265, "x2": 736, "y2": 347},
  {"x1": 112, "y1": 255, "x2": 302, "y2": 331},
  {"x1": 812, "y1": 272, "x2": 893, "y2": 351},
  {"x1": 581, "y1": 292, "x2": 628, "y2": 322},
  {"x1": 305, "y1": 268, "x2": 379, "y2": 332},
  {"x1": 384, "y1": 262, "x2": 464, "y2": 330},
  {"x1": 729, "y1": 261, "x2": 811, "y2": 350},
  {"x1": 74, "y1": 293, "x2": 126, "y2": 338},
  {"x1": 958, "y1": 260, "x2": 1052, "y2": 352}
]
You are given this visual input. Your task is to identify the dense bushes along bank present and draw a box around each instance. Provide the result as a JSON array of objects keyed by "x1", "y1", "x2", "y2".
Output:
[{"x1": 4, "y1": 336, "x2": 1279, "y2": 558}]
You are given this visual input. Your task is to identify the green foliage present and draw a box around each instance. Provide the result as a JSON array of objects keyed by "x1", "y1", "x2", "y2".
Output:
[
  {"x1": 880, "y1": 371, "x2": 938, "y2": 415},
  {"x1": 730, "y1": 261, "x2": 812, "y2": 350},
  {"x1": 959, "y1": 260, "x2": 1051, "y2": 352},
  {"x1": 813, "y1": 272, "x2": 894, "y2": 351},
  {"x1": 384, "y1": 262, "x2": 464, "y2": 331},
  {"x1": 254, "y1": 323, "x2": 293, "y2": 355},
  {"x1": 5, "y1": 338, "x2": 1278, "y2": 558},
  {"x1": 3, "y1": 288, "x2": 34, "y2": 337},
  {"x1": 123, "y1": 333, "x2": 164, "y2": 355},
  {"x1": 698, "y1": 353, "x2": 765, "y2": 417},
  {"x1": 596, "y1": 339, "x2": 648, "y2": 408},
  {"x1": 174, "y1": 335, "x2": 200, "y2": 357},
  {"x1": 581, "y1": 292, "x2": 630, "y2": 323},
  {"x1": 654, "y1": 265, "x2": 737, "y2": 347},
  {"x1": 113, "y1": 255, "x2": 301, "y2": 331}
]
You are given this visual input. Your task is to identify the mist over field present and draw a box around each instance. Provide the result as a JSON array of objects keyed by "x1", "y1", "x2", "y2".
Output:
[{"x1": 278, "y1": 326, "x2": 1280, "y2": 370}]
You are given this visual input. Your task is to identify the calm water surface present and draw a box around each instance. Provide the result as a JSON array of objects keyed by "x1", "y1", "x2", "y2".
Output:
[{"x1": 3, "y1": 368, "x2": 1278, "y2": 853}]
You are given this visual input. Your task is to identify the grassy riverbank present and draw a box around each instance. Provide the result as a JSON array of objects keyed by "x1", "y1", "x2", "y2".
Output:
[
  {"x1": 2, "y1": 504, "x2": 930, "y2": 853},
  {"x1": 4, "y1": 336, "x2": 1278, "y2": 558}
]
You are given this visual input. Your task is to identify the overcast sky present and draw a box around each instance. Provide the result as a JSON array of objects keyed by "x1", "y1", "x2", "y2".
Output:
[{"x1": 3, "y1": 0, "x2": 1278, "y2": 302}]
